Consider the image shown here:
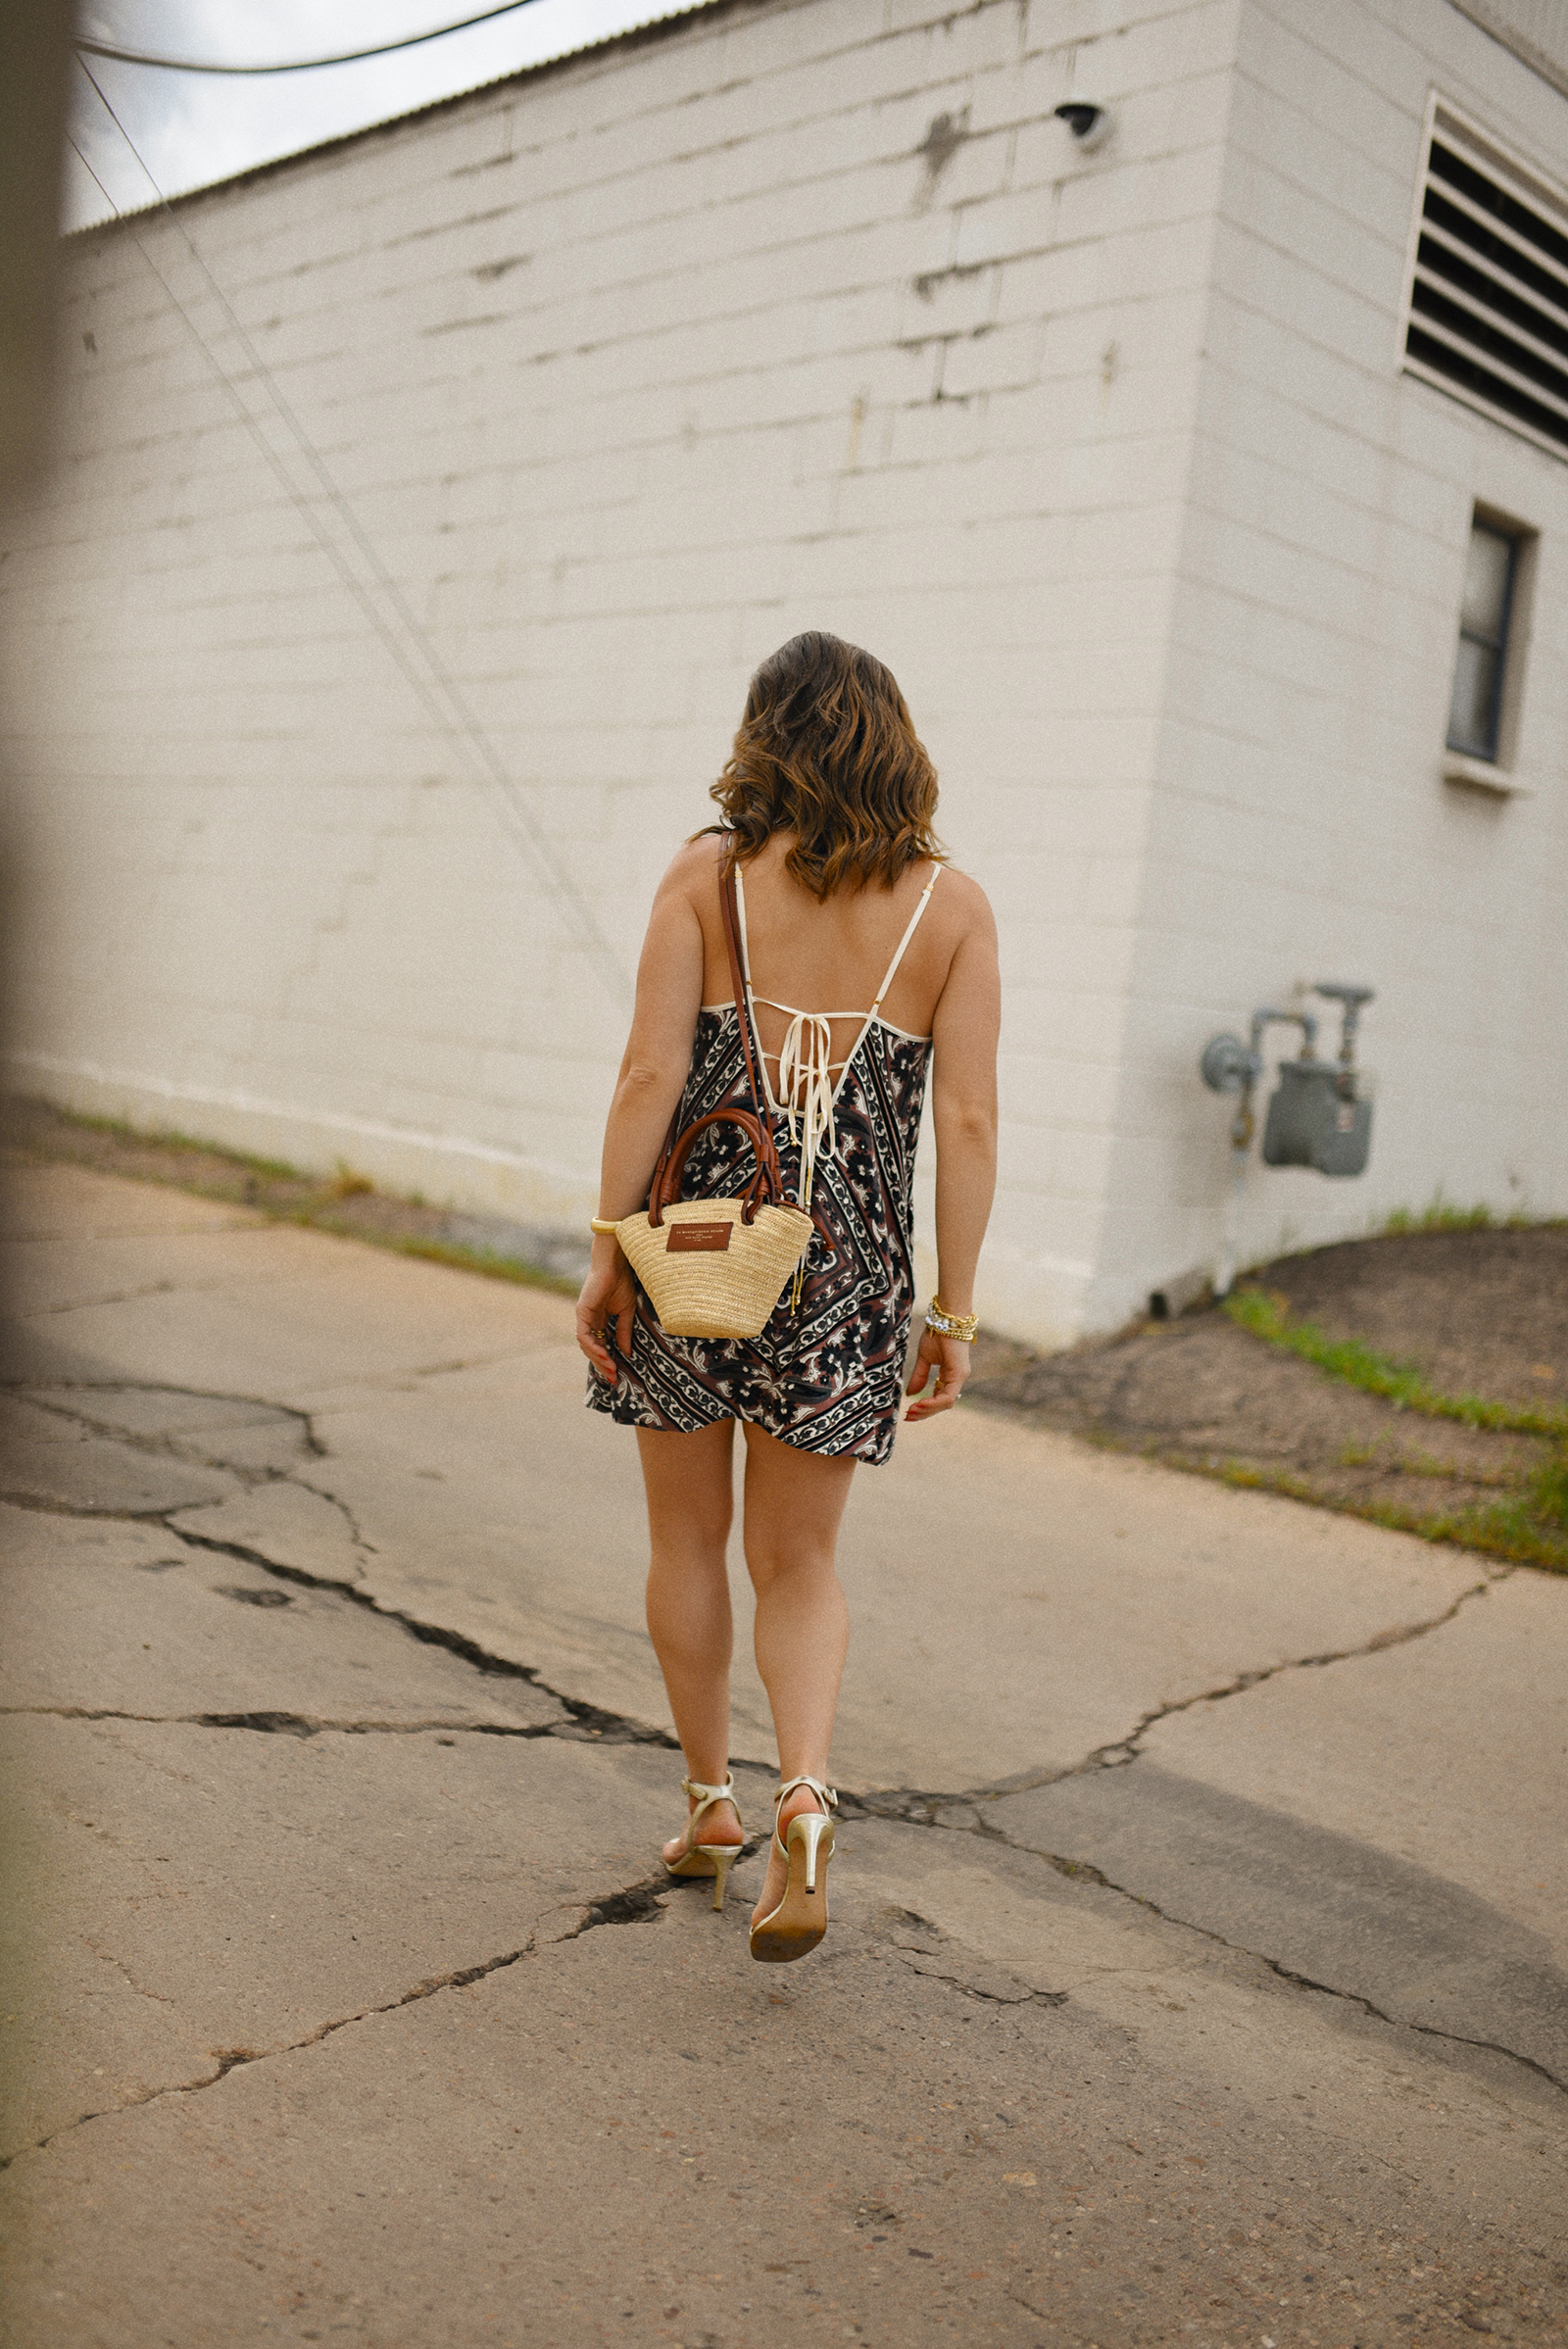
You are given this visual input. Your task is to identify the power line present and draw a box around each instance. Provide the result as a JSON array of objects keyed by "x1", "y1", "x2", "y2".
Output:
[
  {"x1": 72, "y1": 58, "x2": 632, "y2": 1009},
  {"x1": 76, "y1": 2, "x2": 546, "y2": 75}
]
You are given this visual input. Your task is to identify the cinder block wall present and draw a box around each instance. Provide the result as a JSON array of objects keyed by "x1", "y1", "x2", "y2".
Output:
[
  {"x1": 7, "y1": 0, "x2": 1561, "y2": 1346},
  {"x1": 1086, "y1": 0, "x2": 1568, "y2": 1333},
  {"x1": 2, "y1": 0, "x2": 1236, "y2": 1344}
]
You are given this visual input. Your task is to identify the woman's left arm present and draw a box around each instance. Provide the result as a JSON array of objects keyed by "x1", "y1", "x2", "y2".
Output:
[{"x1": 576, "y1": 856, "x2": 708, "y2": 1380}]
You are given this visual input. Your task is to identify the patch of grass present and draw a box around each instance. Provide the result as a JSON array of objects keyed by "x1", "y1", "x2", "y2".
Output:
[
  {"x1": 1223, "y1": 1286, "x2": 1568, "y2": 1441},
  {"x1": 1375, "y1": 1193, "x2": 1568, "y2": 1236},
  {"x1": 1219, "y1": 1285, "x2": 1568, "y2": 1573},
  {"x1": 282, "y1": 1214, "x2": 577, "y2": 1295},
  {"x1": 1380, "y1": 1195, "x2": 1495, "y2": 1234},
  {"x1": 61, "y1": 1108, "x2": 303, "y2": 1183},
  {"x1": 1333, "y1": 1442, "x2": 1509, "y2": 1488},
  {"x1": 9, "y1": 1099, "x2": 579, "y2": 1299},
  {"x1": 380, "y1": 1235, "x2": 576, "y2": 1296},
  {"x1": 1206, "y1": 1457, "x2": 1568, "y2": 1573}
]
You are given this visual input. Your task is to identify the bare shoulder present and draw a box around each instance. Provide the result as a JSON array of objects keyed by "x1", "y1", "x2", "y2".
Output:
[
  {"x1": 932, "y1": 863, "x2": 996, "y2": 940},
  {"x1": 655, "y1": 833, "x2": 726, "y2": 905}
]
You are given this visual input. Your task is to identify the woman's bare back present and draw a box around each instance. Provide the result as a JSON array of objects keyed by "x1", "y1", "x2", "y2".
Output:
[{"x1": 681, "y1": 832, "x2": 986, "y2": 1076}]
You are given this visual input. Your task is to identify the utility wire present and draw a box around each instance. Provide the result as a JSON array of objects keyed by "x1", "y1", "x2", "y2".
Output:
[
  {"x1": 77, "y1": 1, "x2": 546, "y2": 74},
  {"x1": 73, "y1": 60, "x2": 632, "y2": 1007}
]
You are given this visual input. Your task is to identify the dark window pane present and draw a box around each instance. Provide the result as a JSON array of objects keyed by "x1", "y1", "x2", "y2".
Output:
[
  {"x1": 1460, "y1": 524, "x2": 1513, "y2": 640},
  {"x1": 1447, "y1": 635, "x2": 1502, "y2": 756}
]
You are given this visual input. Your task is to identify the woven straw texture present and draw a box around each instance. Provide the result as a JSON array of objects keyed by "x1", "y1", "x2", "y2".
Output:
[{"x1": 616, "y1": 1197, "x2": 814, "y2": 1339}]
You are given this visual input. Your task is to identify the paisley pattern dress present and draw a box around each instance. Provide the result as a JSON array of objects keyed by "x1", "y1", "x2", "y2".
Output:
[{"x1": 586, "y1": 866, "x2": 938, "y2": 1465}]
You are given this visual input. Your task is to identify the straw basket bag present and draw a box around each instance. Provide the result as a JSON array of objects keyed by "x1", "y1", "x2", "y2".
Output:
[{"x1": 611, "y1": 856, "x2": 813, "y2": 1341}]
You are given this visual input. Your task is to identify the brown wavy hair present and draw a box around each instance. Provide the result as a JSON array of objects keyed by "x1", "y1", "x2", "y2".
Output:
[{"x1": 706, "y1": 632, "x2": 942, "y2": 899}]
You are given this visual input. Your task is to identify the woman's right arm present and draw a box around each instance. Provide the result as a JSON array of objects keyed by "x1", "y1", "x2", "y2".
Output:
[{"x1": 906, "y1": 880, "x2": 1001, "y2": 1423}]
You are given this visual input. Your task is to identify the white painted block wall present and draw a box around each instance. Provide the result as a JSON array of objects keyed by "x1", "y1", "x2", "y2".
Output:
[
  {"x1": 1090, "y1": 0, "x2": 1568, "y2": 1333},
  {"x1": 2, "y1": 0, "x2": 1563, "y2": 1347},
  {"x1": 3, "y1": 0, "x2": 1238, "y2": 1345}
]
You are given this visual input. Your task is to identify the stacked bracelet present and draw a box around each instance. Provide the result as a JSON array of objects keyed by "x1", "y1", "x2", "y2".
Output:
[{"x1": 925, "y1": 1297, "x2": 978, "y2": 1343}]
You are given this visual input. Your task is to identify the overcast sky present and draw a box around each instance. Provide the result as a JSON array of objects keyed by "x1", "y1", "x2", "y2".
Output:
[{"x1": 67, "y1": 0, "x2": 705, "y2": 227}]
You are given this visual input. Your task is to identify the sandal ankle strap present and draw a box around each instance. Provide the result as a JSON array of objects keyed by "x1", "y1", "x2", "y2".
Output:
[
  {"x1": 770, "y1": 1773, "x2": 837, "y2": 1863},
  {"x1": 772, "y1": 1773, "x2": 837, "y2": 1811},
  {"x1": 680, "y1": 1774, "x2": 740, "y2": 1835},
  {"x1": 682, "y1": 1774, "x2": 735, "y2": 1804}
]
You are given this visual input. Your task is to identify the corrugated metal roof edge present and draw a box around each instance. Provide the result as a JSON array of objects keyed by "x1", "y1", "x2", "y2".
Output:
[{"x1": 68, "y1": 0, "x2": 766, "y2": 238}]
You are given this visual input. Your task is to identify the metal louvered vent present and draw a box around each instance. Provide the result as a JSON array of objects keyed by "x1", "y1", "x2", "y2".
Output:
[{"x1": 1402, "y1": 107, "x2": 1568, "y2": 461}]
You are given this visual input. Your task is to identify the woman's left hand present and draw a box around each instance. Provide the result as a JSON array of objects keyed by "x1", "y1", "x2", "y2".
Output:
[
  {"x1": 576, "y1": 1247, "x2": 637, "y2": 1382},
  {"x1": 904, "y1": 1327, "x2": 969, "y2": 1421}
]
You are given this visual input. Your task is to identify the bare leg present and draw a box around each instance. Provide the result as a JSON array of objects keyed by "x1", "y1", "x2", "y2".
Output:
[
  {"x1": 739, "y1": 1423, "x2": 856, "y2": 1924},
  {"x1": 636, "y1": 1421, "x2": 743, "y2": 1856}
]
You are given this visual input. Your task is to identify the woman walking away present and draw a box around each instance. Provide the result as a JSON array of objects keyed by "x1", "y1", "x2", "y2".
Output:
[{"x1": 575, "y1": 632, "x2": 1000, "y2": 1964}]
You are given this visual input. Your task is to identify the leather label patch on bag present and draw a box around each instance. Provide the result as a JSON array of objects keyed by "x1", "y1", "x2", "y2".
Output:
[{"x1": 665, "y1": 1221, "x2": 732, "y2": 1252}]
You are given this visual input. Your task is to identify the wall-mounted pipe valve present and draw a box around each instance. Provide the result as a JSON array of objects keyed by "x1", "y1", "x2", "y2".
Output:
[{"x1": 1200, "y1": 983, "x2": 1375, "y2": 1293}]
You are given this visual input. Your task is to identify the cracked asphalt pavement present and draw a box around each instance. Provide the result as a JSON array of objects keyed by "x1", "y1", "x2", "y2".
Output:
[{"x1": 1, "y1": 1160, "x2": 1565, "y2": 2348}]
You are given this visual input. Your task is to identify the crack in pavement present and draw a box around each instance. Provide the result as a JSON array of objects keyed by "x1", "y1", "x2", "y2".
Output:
[
  {"x1": 22, "y1": 1280, "x2": 211, "y2": 1319},
  {"x1": 0, "y1": 1705, "x2": 560, "y2": 1740},
  {"x1": 18, "y1": 1379, "x2": 328, "y2": 1459},
  {"x1": 0, "y1": 1489, "x2": 195, "y2": 1522},
  {"x1": 844, "y1": 1572, "x2": 1505, "y2": 1823},
  {"x1": 0, "y1": 1378, "x2": 670, "y2": 1744},
  {"x1": 20, "y1": 1382, "x2": 375, "y2": 1559},
  {"x1": 411, "y1": 1347, "x2": 552, "y2": 1380},
  {"x1": 0, "y1": 1934, "x2": 538, "y2": 2174},
  {"x1": 1072, "y1": 1573, "x2": 1506, "y2": 1773},
  {"x1": 2, "y1": 1865, "x2": 684, "y2": 2173},
  {"x1": 893, "y1": 1819, "x2": 1568, "y2": 2101},
  {"x1": 13, "y1": 1376, "x2": 1496, "y2": 1783},
  {"x1": 8, "y1": 1377, "x2": 1553, "y2": 2113},
  {"x1": 888, "y1": 1953, "x2": 1067, "y2": 2011},
  {"x1": 557, "y1": 1877, "x2": 670, "y2": 1935},
  {"x1": 287, "y1": 1477, "x2": 376, "y2": 1556},
  {"x1": 166, "y1": 1523, "x2": 677, "y2": 1747}
]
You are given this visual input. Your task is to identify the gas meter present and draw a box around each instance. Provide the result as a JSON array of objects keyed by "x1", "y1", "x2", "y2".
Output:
[
  {"x1": 1200, "y1": 984, "x2": 1375, "y2": 1179},
  {"x1": 1260, "y1": 984, "x2": 1374, "y2": 1176},
  {"x1": 1199, "y1": 983, "x2": 1374, "y2": 1296}
]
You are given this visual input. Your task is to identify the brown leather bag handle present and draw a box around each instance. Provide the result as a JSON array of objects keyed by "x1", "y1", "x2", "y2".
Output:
[
  {"x1": 645, "y1": 841, "x2": 783, "y2": 1226},
  {"x1": 717, "y1": 846, "x2": 770, "y2": 1124},
  {"x1": 648, "y1": 1107, "x2": 781, "y2": 1227}
]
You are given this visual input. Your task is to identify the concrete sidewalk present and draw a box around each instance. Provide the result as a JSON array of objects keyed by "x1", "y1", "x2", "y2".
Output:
[{"x1": 1, "y1": 1160, "x2": 1564, "y2": 2348}]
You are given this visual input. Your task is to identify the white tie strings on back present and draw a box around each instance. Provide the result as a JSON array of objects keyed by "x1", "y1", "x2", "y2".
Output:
[
  {"x1": 774, "y1": 1011, "x2": 840, "y2": 1214},
  {"x1": 733, "y1": 865, "x2": 941, "y2": 1306}
]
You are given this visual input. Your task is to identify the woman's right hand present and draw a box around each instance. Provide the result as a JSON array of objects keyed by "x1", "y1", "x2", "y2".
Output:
[
  {"x1": 576, "y1": 1243, "x2": 637, "y2": 1382},
  {"x1": 904, "y1": 1326, "x2": 970, "y2": 1421}
]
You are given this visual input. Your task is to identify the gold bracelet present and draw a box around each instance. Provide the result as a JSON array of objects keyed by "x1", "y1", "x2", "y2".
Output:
[
  {"x1": 926, "y1": 1297, "x2": 978, "y2": 1343},
  {"x1": 589, "y1": 1217, "x2": 620, "y2": 1236}
]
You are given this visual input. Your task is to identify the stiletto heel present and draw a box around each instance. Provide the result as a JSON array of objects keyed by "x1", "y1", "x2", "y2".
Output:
[
  {"x1": 749, "y1": 1775, "x2": 838, "y2": 1964},
  {"x1": 663, "y1": 1775, "x2": 744, "y2": 1913},
  {"x1": 791, "y1": 1809, "x2": 830, "y2": 1893}
]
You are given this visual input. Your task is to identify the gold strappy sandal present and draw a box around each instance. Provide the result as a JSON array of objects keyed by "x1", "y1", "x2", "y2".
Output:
[
  {"x1": 749, "y1": 1774, "x2": 838, "y2": 1963},
  {"x1": 663, "y1": 1775, "x2": 744, "y2": 1912}
]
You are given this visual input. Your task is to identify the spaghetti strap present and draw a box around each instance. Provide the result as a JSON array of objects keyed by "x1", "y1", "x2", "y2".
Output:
[
  {"x1": 732, "y1": 856, "x2": 941, "y2": 1018},
  {"x1": 870, "y1": 862, "x2": 941, "y2": 1015}
]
